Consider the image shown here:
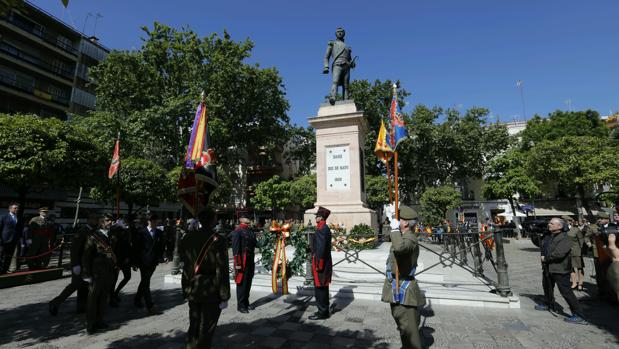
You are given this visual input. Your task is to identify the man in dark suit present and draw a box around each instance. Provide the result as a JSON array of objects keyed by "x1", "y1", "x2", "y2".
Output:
[
  {"x1": 0, "y1": 203, "x2": 23, "y2": 274},
  {"x1": 309, "y1": 206, "x2": 333, "y2": 320},
  {"x1": 133, "y1": 213, "x2": 167, "y2": 315}
]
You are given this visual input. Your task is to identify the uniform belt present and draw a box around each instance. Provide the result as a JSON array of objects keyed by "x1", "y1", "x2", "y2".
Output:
[{"x1": 391, "y1": 274, "x2": 415, "y2": 281}]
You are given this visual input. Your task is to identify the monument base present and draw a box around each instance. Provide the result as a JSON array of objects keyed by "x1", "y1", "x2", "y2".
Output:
[{"x1": 304, "y1": 204, "x2": 377, "y2": 231}]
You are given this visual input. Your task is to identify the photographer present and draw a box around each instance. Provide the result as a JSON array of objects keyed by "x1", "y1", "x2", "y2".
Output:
[
  {"x1": 606, "y1": 234, "x2": 619, "y2": 303},
  {"x1": 535, "y1": 218, "x2": 585, "y2": 324}
]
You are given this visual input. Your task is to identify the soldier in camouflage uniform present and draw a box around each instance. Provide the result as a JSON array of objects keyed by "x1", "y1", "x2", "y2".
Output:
[
  {"x1": 382, "y1": 205, "x2": 426, "y2": 349},
  {"x1": 82, "y1": 213, "x2": 116, "y2": 334},
  {"x1": 27, "y1": 207, "x2": 56, "y2": 269},
  {"x1": 180, "y1": 208, "x2": 230, "y2": 349}
]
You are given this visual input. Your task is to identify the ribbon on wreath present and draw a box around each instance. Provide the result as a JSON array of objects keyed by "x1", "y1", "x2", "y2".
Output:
[{"x1": 270, "y1": 221, "x2": 290, "y2": 295}]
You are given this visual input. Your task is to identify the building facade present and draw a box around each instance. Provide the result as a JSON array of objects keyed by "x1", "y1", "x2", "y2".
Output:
[{"x1": 0, "y1": 1, "x2": 108, "y2": 119}]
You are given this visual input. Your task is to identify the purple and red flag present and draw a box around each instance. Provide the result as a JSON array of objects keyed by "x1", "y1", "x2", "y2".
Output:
[{"x1": 178, "y1": 97, "x2": 218, "y2": 216}]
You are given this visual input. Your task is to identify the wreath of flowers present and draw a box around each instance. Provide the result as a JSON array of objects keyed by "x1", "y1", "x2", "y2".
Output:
[{"x1": 258, "y1": 223, "x2": 309, "y2": 277}]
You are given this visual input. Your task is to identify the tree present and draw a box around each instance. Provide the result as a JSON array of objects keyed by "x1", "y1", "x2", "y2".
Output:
[
  {"x1": 483, "y1": 149, "x2": 541, "y2": 237},
  {"x1": 420, "y1": 185, "x2": 463, "y2": 226},
  {"x1": 91, "y1": 157, "x2": 174, "y2": 216},
  {"x1": 526, "y1": 136, "x2": 619, "y2": 218},
  {"x1": 289, "y1": 174, "x2": 316, "y2": 209},
  {"x1": 284, "y1": 126, "x2": 316, "y2": 176},
  {"x1": 252, "y1": 176, "x2": 291, "y2": 218},
  {"x1": 0, "y1": 114, "x2": 104, "y2": 217},
  {"x1": 90, "y1": 23, "x2": 291, "y2": 206}
]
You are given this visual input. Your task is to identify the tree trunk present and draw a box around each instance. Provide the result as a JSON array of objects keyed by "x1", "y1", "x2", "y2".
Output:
[
  {"x1": 577, "y1": 184, "x2": 592, "y2": 221},
  {"x1": 128, "y1": 202, "x2": 134, "y2": 219},
  {"x1": 508, "y1": 197, "x2": 522, "y2": 239}
]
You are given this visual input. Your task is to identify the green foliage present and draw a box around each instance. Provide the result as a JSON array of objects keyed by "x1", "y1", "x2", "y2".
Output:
[
  {"x1": 365, "y1": 175, "x2": 389, "y2": 210},
  {"x1": 482, "y1": 149, "x2": 541, "y2": 201},
  {"x1": 257, "y1": 224, "x2": 310, "y2": 277},
  {"x1": 284, "y1": 125, "x2": 316, "y2": 176},
  {"x1": 526, "y1": 136, "x2": 619, "y2": 197},
  {"x1": 90, "y1": 23, "x2": 290, "y2": 206},
  {"x1": 0, "y1": 114, "x2": 104, "y2": 196},
  {"x1": 289, "y1": 174, "x2": 316, "y2": 209},
  {"x1": 91, "y1": 157, "x2": 174, "y2": 210},
  {"x1": 252, "y1": 176, "x2": 291, "y2": 212},
  {"x1": 348, "y1": 223, "x2": 377, "y2": 250},
  {"x1": 420, "y1": 185, "x2": 463, "y2": 226},
  {"x1": 520, "y1": 110, "x2": 608, "y2": 151}
]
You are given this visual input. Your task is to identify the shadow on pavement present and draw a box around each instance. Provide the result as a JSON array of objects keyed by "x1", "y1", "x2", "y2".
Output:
[
  {"x1": 330, "y1": 285, "x2": 355, "y2": 314},
  {"x1": 107, "y1": 331, "x2": 185, "y2": 349},
  {"x1": 250, "y1": 293, "x2": 281, "y2": 309},
  {"x1": 0, "y1": 288, "x2": 184, "y2": 346}
]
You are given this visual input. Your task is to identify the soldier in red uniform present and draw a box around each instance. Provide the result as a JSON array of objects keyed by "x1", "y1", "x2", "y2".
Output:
[
  {"x1": 309, "y1": 206, "x2": 333, "y2": 320},
  {"x1": 231, "y1": 213, "x2": 256, "y2": 313}
]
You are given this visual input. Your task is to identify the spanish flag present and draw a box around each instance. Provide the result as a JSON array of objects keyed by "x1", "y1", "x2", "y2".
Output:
[{"x1": 374, "y1": 119, "x2": 393, "y2": 164}]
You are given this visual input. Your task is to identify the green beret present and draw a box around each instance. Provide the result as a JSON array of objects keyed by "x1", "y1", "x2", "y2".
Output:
[
  {"x1": 399, "y1": 205, "x2": 418, "y2": 220},
  {"x1": 597, "y1": 211, "x2": 610, "y2": 219}
]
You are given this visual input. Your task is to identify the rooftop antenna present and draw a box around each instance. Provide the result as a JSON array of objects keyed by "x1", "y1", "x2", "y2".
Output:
[
  {"x1": 82, "y1": 12, "x2": 92, "y2": 34},
  {"x1": 93, "y1": 13, "x2": 103, "y2": 37}
]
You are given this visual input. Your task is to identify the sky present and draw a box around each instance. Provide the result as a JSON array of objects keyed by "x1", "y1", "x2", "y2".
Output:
[{"x1": 31, "y1": 0, "x2": 619, "y2": 127}]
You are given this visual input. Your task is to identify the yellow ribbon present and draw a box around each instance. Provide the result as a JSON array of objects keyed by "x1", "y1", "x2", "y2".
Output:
[{"x1": 270, "y1": 221, "x2": 290, "y2": 295}]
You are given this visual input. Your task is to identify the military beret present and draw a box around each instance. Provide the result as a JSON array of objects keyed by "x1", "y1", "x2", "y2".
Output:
[
  {"x1": 561, "y1": 215, "x2": 573, "y2": 222},
  {"x1": 39, "y1": 206, "x2": 49, "y2": 212},
  {"x1": 399, "y1": 205, "x2": 418, "y2": 220},
  {"x1": 597, "y1": 211, "x2": 610, "y2": 219}
]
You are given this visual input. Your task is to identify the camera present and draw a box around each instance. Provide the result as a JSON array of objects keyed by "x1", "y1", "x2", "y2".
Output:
[{"x1": 600, "y1": 223, "x2": 619, "y2": 247}]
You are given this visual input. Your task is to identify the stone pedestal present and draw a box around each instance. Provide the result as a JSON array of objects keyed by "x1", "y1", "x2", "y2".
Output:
[{"x1": 304, "y1": 100, "x2": 377, "y2": 230}]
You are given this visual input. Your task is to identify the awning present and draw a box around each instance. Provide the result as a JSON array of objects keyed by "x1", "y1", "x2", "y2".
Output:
[{"x1": 498, "y1": 211, "x2": 526, "y2": 217}]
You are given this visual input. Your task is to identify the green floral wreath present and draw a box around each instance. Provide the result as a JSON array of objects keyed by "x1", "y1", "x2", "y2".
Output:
[{"x1": 258, "y1": 224, "x2": 310, "y2": 277}]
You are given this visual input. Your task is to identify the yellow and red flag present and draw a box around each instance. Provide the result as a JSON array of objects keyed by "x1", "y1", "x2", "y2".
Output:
[{"x1": 374, "y1": 119, "x2": 393, "y2": 164}]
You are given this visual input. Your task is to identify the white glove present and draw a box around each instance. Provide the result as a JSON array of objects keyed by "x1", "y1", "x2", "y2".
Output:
[
  {"x1": 82, "y1": 277, "x2": 92, "y2": 284},
  {"x1": 72, "y1": 265, "x2": 81, "y2": 275},
  {"x1": 390, "y1": 218, "x2": 400, "y2": 230},
  {"x1": 219, "y1": 301, "x2": 228, "y2": 310}
]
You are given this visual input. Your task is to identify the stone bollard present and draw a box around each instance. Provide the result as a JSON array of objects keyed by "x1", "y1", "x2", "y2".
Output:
[
  {"x1": 494, "y1": 229, "x2": 512, "y2": 297},
  {"x1": 171, "y1": 224, "x2": 184, "y2": 275}
]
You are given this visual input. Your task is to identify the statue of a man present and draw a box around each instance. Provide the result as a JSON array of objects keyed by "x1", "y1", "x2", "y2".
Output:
[{"x1": 323, "y1": 27, "x2": 356, "y2": 105}]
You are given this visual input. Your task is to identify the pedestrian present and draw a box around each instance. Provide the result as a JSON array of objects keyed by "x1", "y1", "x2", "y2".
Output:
[
  {"x1": 180, "y1": 208, "x2": 230, "y2": 349},
  {"x1": 48, "y1": 213, "x2": 98, "y2": 316},
  {"x1": 535, "y1": 217, "x2": 585, "y2": 323},
  {"x1": 309, "y1": 206, "x2": 332, "y2": 320},
  {"x1": 382, "y1": 205, "x2": 426, "y2": 349},
  {"x1": 27, "y1": 207, "x2": 55, "y2": 270},
  {"x1": 563, "y1": 216, "x2": 585, "y2": 291},
  {"x1": 0, "y1": 203, "x2": 23, "y2": 274},
  {"x1": 110, "y1": 217, "x2": 132, "y2": 306},
  {"x1": 133, "y1": 212, "x2": 167, "y2": 315},
  {"x1": 231, "y1": 212, "x2": 257, "y2": 313},
  {"x1": 82, "y1": 213, "x2": 116, "y2": 334},
  {"x1": 584, "y1": 211, "x2": 615, "y2": 301},
  {"x1": 606, "y1": 234, "x2": 619, "y2": 303}
]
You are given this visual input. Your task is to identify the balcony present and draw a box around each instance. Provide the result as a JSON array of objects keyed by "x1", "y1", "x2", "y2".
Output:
[
  {"x1": 0, "y1": 70, "x2": 69, "y2": 106},
  {"x1": 0, "y1": 42, "x2": 74, "y2": 80},
  {"x1": 4, "y1": 14, "x2": 79, "y2": 56}
]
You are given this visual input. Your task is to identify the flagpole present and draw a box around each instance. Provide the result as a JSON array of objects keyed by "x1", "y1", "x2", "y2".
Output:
[
  {"x1": 394, "y1": 151, "x2": 399, "y2": 220},
  {"x1": 386, "y1": 158, "x2": 393, "y2": 204},
  {"x1": 115, "y1": 131, "x2": 121, "y2": 219}
]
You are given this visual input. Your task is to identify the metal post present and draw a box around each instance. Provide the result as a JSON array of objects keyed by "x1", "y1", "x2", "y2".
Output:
[
  {"x1": 171, "y1": 222, "x2": 184, "y2": 275},
  {"x1": 459, "y1": 234, "x2": 467, "y2": 264},
  {"x1": 305, "y1": 228, "x2": 314, "y2": 285},
  {"x1": 494, "y1": 230, "x2": 512, "y2": 297},
  {"x1": 472, "y1": 233, "x2": 483, "y2": 276}
]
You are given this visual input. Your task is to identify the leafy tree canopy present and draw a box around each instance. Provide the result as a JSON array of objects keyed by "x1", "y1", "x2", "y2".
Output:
[{"x1": 420, "y1": 185, "x2": 463, "y2": 226}]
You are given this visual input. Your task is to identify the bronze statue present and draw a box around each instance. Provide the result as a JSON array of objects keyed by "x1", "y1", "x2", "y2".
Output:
[{"x1": 323, "y1": 27, "x2": 356, "y2": 105}]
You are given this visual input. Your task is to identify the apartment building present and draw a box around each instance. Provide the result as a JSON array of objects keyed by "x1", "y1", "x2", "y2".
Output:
[{"x1": 0, "y1": 1, "x2": 108, "y2": 119}]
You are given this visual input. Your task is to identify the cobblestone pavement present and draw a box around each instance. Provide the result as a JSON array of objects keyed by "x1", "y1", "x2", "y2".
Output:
[{"x1": 0, "y1": 239, "x2": 618, "y2": 349}]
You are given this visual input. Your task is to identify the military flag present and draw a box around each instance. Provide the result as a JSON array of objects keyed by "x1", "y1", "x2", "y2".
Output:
[
  {"x1": 388, "y1": 88, "x2": 408, "y2": 150},
  {"x1": 108, "y1": 132, "x2": 120, "y2": 179},
  {"x1": 374, "y1": 119, "x2": 393, "y2": 164},
  {"x1": 178, "y1": 93, "x2": 218, "y2": 216}
]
